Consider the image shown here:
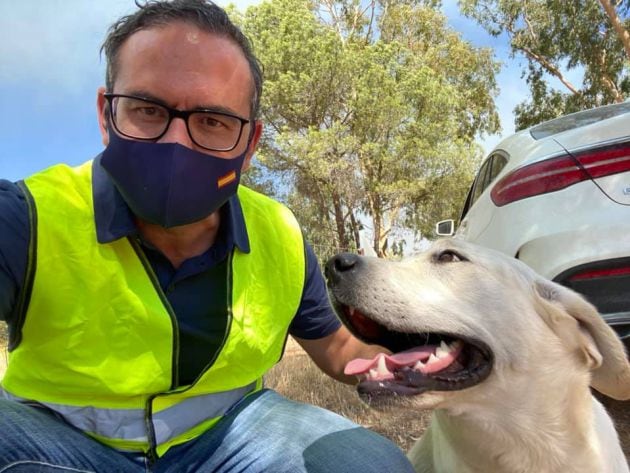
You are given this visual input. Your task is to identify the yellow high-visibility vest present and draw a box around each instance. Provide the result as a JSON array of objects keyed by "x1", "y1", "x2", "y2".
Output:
[{"x1": 1, "y1": 160, "x2": 306, "y2": 457}]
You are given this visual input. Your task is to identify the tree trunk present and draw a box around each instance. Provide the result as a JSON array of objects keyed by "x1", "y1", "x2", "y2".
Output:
[
  {"x1": 332, "y1": 191, "x2": 349, "y2": 251},
  {"x1": 349, "y1": 210, "x2": 361, "y2": 251}
]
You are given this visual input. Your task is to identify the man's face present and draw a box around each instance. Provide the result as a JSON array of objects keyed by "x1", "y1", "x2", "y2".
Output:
[{"x1": 97, "y1": 21, "x2": 261, "y2": 168}]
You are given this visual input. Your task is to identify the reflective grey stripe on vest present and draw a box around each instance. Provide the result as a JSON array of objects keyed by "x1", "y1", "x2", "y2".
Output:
[{"x1": 1, "y1": 382, "x2": 256, "y2": 444}]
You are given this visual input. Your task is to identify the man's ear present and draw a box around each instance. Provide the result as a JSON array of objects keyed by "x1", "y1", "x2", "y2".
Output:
[
  {"x1": 241, "y1": 120, "x2": 263, "y2": 172},
  {"x1": 96, "y1": 87, "x2": 110, "y2": 147}
]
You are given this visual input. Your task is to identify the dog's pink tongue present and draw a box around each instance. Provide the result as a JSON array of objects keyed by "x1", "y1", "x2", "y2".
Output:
[{"x1": 344, "y1": 346, "x2": 436, "y2": 376}]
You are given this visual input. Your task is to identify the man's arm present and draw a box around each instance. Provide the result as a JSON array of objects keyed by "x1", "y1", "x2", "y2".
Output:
[
  {"x1": 294, "y1": 326, "x2": 389, "y2": 384},
  {"x1": 288, "y1": 242, "x2": 389, "y2": 384}
]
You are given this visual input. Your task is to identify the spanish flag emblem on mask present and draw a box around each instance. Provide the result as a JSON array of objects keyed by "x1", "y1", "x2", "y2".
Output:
[{"x1": 217, "y1": 170, "x2": 237, "y2": 189}]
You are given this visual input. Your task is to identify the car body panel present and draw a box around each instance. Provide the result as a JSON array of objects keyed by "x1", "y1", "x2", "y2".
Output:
[{"x1": 461, "y1": 178, "x2": 615, "y2": 258}]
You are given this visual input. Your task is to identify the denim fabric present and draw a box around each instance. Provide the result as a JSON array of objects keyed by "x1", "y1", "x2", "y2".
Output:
[
  {"x1": 0, "y1": 390, "x2": 415, "y2": 473},
  {"x1": 0, "y1": 399, "x2": 141, "y2": 472}
]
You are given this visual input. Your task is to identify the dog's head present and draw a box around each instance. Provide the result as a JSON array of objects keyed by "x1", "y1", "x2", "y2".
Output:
[{"x1": 325, "y1": 238, "x2": 630, "y2": 408}]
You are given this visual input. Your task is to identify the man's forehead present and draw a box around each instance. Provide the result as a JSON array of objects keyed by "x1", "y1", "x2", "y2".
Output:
[
  {"x1": 119, "y1": 22, "x2": 245, "y2": 63},
  {"x1": 113, "y1": 22, "x2": 254, "y2": 113}
]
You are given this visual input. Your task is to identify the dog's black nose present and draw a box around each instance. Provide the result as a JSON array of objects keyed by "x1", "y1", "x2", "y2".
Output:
[{"x1": 325, "y1": 253, "x2": 360, "y2": 283}]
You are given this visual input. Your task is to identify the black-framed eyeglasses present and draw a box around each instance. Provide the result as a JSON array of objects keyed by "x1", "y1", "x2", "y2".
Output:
[{"x1": 103, "y1": 93, "x2": 251, "y2": 152}]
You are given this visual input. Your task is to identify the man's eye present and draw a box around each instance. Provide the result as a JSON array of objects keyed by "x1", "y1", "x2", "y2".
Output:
[
  {"x1": 436, "y1": 250, "x2": 464, "y2": 263},
  {"x1": 195, "y1": 113, "x2": 240, "y2": 131},
  {"x1": 137, "y1": 107, "x2": 160, "y2": 116},
  {"x1": 128, "y1": 106, "x2": 166, "y2": 120},
  {"x1": 201, "y1": 117, "x2": 223, "y2": 128}
]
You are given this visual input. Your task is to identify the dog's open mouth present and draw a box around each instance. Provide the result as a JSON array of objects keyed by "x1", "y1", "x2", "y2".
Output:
[{"x1": 338, "y1": 304, "x2": 494, "y2": 399}]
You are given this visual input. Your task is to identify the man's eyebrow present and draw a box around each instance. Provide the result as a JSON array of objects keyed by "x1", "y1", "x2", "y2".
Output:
[
  {"x1": 121, "y1": 90, "x2": 245, "y2": 117},
  {"x1": 123, "y1": 90, "x2": 167, "y2": 105},
  {"x1": 194, "y1": 104, "x2": 244, "y2": 117}
]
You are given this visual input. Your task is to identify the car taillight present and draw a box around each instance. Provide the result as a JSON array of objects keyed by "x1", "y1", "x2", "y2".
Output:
[
  {"x1": 568, "y1": 265, "x2": 630, "y2": 282},
  {"x1": 491, "y1": 144, "x2": 630, "y2": 206},
  {"x1": 555, "y1": 258, "x2": 630, "y2": 330}
]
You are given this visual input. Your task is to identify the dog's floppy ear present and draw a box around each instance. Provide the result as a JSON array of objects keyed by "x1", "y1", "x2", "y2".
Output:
[{"x1": 534, "y1": 279, "x2": 630, "y2": 400}]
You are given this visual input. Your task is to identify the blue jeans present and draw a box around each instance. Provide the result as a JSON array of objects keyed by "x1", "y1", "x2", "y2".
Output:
[{"x1": 0, "y1": 389, "x2": 414, "y2": 472}]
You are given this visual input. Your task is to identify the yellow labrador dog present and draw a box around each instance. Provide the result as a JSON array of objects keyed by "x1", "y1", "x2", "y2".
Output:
[{"x1": 325, "y1": 239, "x2": 630, "y2": 473}]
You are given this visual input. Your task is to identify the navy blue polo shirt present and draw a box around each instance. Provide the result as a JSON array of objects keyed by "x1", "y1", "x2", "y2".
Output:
[{"x1": 0, "y1": 158, "x2": 341, "y2": 385}]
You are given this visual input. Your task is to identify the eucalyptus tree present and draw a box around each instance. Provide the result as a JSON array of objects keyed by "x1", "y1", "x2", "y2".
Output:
[{"x1": 460, "y1": 0, "x2": 630, "y2": 130}]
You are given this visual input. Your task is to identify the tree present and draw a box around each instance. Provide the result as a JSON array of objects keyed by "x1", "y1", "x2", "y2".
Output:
[
  {"x1": 460, "y1": 0, "x2": 630, "y2": 130},
  {"x1": 235, "y1": 0, "x2": 499, "y2": 257}
]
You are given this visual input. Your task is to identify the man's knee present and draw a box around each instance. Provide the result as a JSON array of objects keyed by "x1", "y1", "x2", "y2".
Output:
[
  {"x1": 302, "y1": 426, "x2": 415, "y2": 473},
  {"x1": 230, "y1": 392, "x2": 414, "y2": 472}
]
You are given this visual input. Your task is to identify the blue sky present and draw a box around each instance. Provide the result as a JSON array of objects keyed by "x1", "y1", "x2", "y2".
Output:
[{"x1": 0, "y1": 1, "x2": 533, "y2": 182}]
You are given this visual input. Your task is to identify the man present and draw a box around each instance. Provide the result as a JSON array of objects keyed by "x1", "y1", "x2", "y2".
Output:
[{"x1": 0, "y1": 1, "x2": 414, "y2": 472}]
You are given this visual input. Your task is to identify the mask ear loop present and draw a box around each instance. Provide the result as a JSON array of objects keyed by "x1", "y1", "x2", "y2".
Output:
[
  {"x1": 244, "y1": 119, "x2": 257, "y2": 149},
  {"x1": 103, "y1": 97, "x2": 122, "y2": 142}
]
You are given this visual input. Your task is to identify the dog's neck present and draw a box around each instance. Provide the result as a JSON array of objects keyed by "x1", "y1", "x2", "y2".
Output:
[{"x1": 422, "y1": 387, "x2": 604, "y2": 473}]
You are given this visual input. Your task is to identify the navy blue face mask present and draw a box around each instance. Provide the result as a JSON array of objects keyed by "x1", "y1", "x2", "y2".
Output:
[{"x1": 100, "y1": 130, "x2": 248, "y2": 228}]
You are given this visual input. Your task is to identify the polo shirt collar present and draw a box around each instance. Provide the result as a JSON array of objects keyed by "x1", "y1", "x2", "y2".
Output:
[{"x1": 91, "y1": 156, "x2": 250, "y2": 253}]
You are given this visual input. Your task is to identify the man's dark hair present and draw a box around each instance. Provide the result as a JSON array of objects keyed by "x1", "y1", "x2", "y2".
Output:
[{"x1": 101, "y1": 0, "x2": 262, "y2": 118}]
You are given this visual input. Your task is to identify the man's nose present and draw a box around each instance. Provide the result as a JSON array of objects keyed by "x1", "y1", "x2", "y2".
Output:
[{"x1": 158, "y1": 117, "x2": 194, "y2": 148}]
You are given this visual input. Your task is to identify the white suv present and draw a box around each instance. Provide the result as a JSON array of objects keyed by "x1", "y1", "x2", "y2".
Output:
[{"x1": 437, "y1": 102, "x2": 630, "y2": 348}]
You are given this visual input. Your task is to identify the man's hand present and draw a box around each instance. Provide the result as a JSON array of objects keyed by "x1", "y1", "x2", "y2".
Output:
[{"x1": 293, "y1": 326, "x2": 391, "y2": 384}]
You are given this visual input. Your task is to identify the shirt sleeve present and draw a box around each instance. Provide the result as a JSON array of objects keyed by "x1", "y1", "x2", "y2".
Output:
[
  {"x1": 0, "y1": 180, "x2": 29, "y2": 323},
  {"x1": 288, "y1": 242, "x2": 342, "y2": 339}
]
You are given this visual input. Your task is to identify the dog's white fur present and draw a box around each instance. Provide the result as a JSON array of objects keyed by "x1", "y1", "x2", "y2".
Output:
[{"x1": 332, "y1": 239, "x2": 630, "y2": 473}]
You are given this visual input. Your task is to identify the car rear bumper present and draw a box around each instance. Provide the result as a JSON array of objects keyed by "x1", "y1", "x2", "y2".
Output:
[{"x1": 517, "y1": 230, "x2": 630, "y2": 346}]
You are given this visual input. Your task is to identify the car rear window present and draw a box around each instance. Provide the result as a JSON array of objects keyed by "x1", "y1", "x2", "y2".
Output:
[{"x1": 529, "y1": 101, "x2": 630, "y2": 140}]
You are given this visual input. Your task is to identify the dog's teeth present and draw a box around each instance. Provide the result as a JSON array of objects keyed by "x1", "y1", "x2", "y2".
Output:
[
  {"x1": 376, "y1": 354, "x2": 390, "y2": 376},
  {"x1": 428, "y1": 354, "x2": 439, "y2": 364},
  {"x1": 369, "y1": 368, "x2": 378, "y2": 379},
  {"x1": 436, "y1": 341, "x2": 450, "y2": 358},
  {"x1": 413, "y1": 360, "x2": 425, "y2": 370}
]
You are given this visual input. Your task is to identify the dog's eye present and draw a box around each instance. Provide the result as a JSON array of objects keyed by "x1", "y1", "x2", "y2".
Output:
[{"x1": 436, "y1": 250, "x2": 465, "y2": 263}]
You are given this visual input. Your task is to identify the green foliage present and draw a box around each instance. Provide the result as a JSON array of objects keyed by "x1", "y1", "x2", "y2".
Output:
[
  {"x1": 460, "y1": 0, "x2": 630, "y2": 130},
  {"x1": 235, "y1": 0, "x2": 499, "y2": 256}
]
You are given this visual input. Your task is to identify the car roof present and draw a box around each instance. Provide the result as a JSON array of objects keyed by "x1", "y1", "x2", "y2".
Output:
[{"x1": 529, "y1": 101, "x2": 630, "y2": 140}]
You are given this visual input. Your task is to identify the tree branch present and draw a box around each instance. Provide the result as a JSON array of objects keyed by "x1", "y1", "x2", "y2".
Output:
[
  {"x1": 596, "y1": 47, "x2": 624, "y2": 102},
  {"x1": 321, "y1": 0, "x2": 345, "y2": 44},
  {"x1": 598, "y1": 0, "x2": 630, "y2": 61},
  {"x1": 363, "y1": 0, "x2": 377, "y2": 44},
  {"x1": 519, "y1": 45, "x2": 580, "y2": 95}
]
